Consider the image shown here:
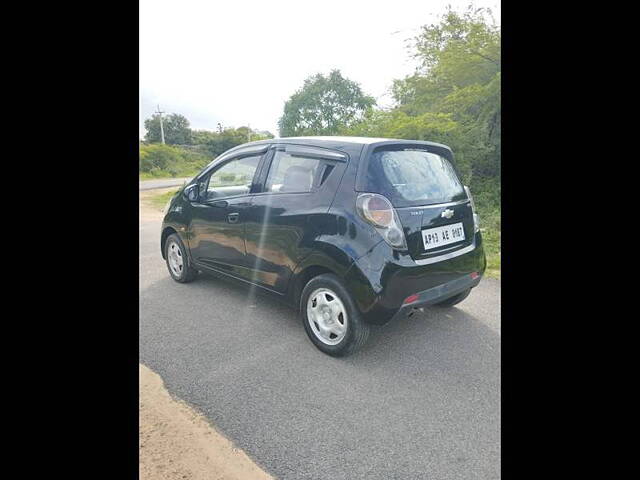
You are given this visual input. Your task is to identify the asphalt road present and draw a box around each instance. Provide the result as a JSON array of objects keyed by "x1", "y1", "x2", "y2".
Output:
[
  {"x1": 140, "y1": 205, "x2": 501, "y2": 479},
  {"x1": 139, "y1": 177, "x2": 192, "y2": 191}
]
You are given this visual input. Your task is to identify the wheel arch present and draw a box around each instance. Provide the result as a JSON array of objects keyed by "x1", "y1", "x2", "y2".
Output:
[
  {"x1": 288, "y1": 248, "x2": 355, "y2": 310},
  {"x1": 160, "y1": 226, "x2": 178, "y2": 259}
]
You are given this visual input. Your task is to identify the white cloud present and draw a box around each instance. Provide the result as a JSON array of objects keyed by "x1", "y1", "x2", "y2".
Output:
[{"x1": 140, "y1": 0, "x2": 500, "y2": 138}]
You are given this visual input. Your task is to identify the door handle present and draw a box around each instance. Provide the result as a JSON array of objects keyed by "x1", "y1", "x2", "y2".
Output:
[{"x1": 227, "y1": 212, "x2": 239, "y2": 223}]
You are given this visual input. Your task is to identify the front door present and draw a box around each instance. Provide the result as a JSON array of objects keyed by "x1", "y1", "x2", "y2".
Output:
[{"x1": 188, "y1": 153, "x2": 263, "y2": 279}]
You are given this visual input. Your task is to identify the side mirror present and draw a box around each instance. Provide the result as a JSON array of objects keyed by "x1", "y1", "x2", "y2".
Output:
[{"x1": 184, "y1": 184, "x2": 199, "y2": 202}]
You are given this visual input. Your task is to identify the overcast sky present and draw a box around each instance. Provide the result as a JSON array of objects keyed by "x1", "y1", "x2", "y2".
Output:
[{"x1": 140, "y1": 0, "x2": 500, "y2": 138}]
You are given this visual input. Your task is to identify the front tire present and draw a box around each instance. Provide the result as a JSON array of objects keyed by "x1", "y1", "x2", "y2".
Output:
[
  {"x1": 164, "y1": 233, "x2": 197, "y2": 283},
  {"x1": 301, "y1": 274, "x2": 369, "y2": 357}
]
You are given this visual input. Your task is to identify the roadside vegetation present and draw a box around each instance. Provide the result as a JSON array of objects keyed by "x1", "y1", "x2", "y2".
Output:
[
  {"x1": 139, "y1": 144, "x2": 209, "y2": 179},
  {"x1": 140, "y1": 122, "x2": 274, "y2": 179}
]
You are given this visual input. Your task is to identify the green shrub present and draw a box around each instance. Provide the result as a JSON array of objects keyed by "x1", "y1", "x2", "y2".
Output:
[
  {"x1": 139, "y1": 155, "x2": 154, "y2": 172},
  {"x1": 140, "y1": 143, "x2": 212, "y2": 178},
  {"x1": 139, "y1": 144, "x2": 183, "y2": 172}
]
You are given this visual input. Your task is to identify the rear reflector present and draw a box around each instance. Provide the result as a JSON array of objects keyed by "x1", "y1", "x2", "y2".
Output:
[
  {"x1": 403, "y1": 294, "x2": 419, "y2": 305},
  {"x1": 470, "y1": 272, "x2": 479, "y2": 279}
]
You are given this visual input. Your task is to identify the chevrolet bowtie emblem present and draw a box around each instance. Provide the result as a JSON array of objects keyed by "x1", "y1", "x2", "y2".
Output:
[{"x1": 441, "y1": 209, "x2": 454, "y2": 219}]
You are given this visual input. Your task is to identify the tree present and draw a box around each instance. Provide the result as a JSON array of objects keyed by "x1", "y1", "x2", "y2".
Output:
[
  {"x1": 144, "y1": 113, "x2": 192, "y2": 145},
  {"x1": 192, "y1": 126, "x2": 275, "y2": 156},
  {"x1": 278, "y1": 70, "x2": 375, "y2": 137},
  {"x1": 343, "y1": 4, "x2": 500, "y2": 190},
  {"x1": 391, "y1": 5, "x2": 501, "y2": 183},
  {"x1": 191, "y1": 129, "x2": 218, "y2": 145},
  {"x1": 204, "y1": 127, "x2": 247, "y2": 156}
]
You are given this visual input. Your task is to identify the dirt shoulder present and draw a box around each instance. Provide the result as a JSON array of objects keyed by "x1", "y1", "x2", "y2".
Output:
[
  {"x1": 139, "y1": 187, "x2": 176, "y2": 222},
  {"x1": 139, "y1": 364, "x2": 274, "y2": 480},
  {"x1": 140, "y1": 192, "x2": 273, "y2": 478}
]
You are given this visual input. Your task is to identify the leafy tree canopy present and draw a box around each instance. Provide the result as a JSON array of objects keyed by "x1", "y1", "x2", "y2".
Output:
[
  {"x1": 193, "y1": 126, "x2": 274, "y2": 157},
  {"x1": 278, "y1": 70, "x2": 375, "y2": 137},
  {"x1": 143, "y1": 111, "x2": 275, "y2": 157},
  {"x1": 344, "y1": 4, "x2": 500, "y2": 188},
  {"x1": 144, "y1": 113, "x2": 192, "y2": 145}
]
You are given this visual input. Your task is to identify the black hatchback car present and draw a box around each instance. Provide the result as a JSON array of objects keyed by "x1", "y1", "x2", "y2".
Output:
[{"x1": 161, "y1": 136, "x2": 485, "y2": 356}]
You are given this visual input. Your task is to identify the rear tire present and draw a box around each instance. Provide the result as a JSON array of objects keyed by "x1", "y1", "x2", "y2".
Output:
[
  {"x1": 164, "y1": 233, "x2": 198, "y2": 283},
  {"x1": 301, "y1": 274, "x2": 369, "y2": 357},
  {"x1": 432, "y1": 288, "x2": 471, "y2": 307}
]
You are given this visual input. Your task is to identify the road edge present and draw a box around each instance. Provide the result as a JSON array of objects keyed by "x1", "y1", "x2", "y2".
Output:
[{"x1": 139, "y1": 363, "x2": 274, "y2": 480}]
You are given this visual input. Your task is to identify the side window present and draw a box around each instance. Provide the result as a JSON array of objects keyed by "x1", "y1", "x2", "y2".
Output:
[
  {"x1": 201, "y1": 155, "x2": 261, "y2": 201},
  {"x1": 264, "y1": 151, "x2": 323, "y2": 193}
]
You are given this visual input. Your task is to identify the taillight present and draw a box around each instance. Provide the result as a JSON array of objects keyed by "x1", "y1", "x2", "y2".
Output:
[
  {"x1": 360, "y1": 195, "x2": 393, "y2": 227},
  {"x1": 356, "y1": 193, "x2": 407, "y2": 249},
  {"x1": 464, "y1": 185, "x2": 480, "y2": 233}
]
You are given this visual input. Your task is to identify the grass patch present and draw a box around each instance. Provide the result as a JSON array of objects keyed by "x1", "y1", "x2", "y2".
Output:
[
  {"x1": 482, "y1": 227, "x2": 501, "y2": 279},
  {"x1": 477, "y1": 205, "x2": 500, "y2": 279},
  {"x1": 139, "y1": 168, "x2": 200, "y2": 181},
  {"x1": 147, "y1": 189, "x2": 181, "y2": 211}
]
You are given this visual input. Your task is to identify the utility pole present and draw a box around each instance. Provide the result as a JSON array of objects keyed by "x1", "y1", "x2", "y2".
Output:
[
  {"x1": 247, "y1": 123, "x2": 251, "y2": 143},
  {"x1": 155, "y1": 105, "x2": 166, "y2": 144}
]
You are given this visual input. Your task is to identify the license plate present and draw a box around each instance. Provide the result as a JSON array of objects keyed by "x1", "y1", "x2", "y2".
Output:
[{"x1": 422, "y1": 222, "x2": 465, "y2": 250}]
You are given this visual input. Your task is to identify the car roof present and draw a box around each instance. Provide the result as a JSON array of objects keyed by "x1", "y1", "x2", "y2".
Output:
[
  {"x1": 199, "y1": 135, "x2": 455, "y2": 181},
  {"x1": 241, "y1": 135, "x2": 452, "y2": 151},
  {"x1": 280, "y1": 136, "x2": 397, "y2": 145}
]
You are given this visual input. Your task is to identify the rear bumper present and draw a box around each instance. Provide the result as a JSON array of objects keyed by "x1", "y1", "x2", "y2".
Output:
[
  {"x1": 389, "y1": 272, "x2": 481, "y2": 322},
  {"x1": 344, "y1": 232, "x2": 486, "y2": 325}
]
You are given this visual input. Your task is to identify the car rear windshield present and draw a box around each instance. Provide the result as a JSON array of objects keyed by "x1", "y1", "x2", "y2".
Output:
[{"x1": 363, "y1": 147, "x2": 466, "y2": 207}]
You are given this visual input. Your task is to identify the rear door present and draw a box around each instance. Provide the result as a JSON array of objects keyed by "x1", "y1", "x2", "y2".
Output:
[
  {"x1": 360, "y1": 145, "x2": 474, "y2": 262},
  {"x1": 243, "y1": 144, "x2": 348, "y2": 293}
]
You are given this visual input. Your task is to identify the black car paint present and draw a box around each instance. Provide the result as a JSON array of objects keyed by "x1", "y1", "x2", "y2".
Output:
[{"x1": 162, "y1": 137, "x2": 486, "y2": 325}]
